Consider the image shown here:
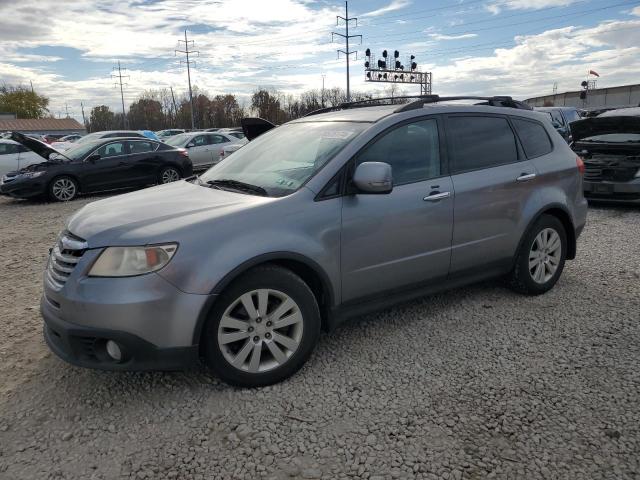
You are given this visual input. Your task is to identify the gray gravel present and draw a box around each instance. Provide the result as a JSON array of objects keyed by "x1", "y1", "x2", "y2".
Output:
[{"x1": 0, "y1": 194, "x2": 639, "y2": 480}]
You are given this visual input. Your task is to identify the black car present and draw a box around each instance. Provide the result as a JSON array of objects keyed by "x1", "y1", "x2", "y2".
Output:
[
  {"x1": 0, "y1": 132, "x2": 193, "y2": 201},
  {"x1": 571, "y1": 111, "x2": 640, "y2": 200},
  {"x1": 535, "y1": 107, "x2": 582, "y2": 143}
]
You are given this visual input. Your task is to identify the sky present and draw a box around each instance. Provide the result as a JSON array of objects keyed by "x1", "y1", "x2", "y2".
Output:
[{"x1": 0, "y1": 0, "x2": 639, "y2": 122}]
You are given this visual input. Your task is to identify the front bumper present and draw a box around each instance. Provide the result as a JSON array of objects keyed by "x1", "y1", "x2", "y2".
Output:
[
  {"x1": 0, "y1": 174, "x2": 47, "y2": 198},
  {"x1": 41, "y1": 251, "x2": 216, "y2": 371},
  {"x1": 584, "y1": 179, "x2": 640, "y2": 199}
]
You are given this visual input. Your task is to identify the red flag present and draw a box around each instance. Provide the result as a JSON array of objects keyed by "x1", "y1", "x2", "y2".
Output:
[{"x1": 589, "y1": 70, "x2": 600, "y2": 77}]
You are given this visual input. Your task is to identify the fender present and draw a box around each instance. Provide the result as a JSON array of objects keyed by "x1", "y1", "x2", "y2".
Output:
[{"x1": 192, "y1": 251, "x2": 336, "y2": 345}]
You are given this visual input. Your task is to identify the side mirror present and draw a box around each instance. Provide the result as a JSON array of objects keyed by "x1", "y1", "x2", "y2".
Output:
[
  {"x1": 87, "y1": 154, "x2": 100, "y2": 163},
  {"x1": 353, "y1": 161, "x2": 393, "y2": 194}
]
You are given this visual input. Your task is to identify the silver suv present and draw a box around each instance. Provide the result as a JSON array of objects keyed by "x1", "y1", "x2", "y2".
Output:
[{"x1": 41, "y1": 96, "x2": 588, "y2": 387}]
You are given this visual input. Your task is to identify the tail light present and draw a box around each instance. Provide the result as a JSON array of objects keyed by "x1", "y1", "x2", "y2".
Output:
[
  {"x1": 576, "y1": 155, "x2": 585, "y2": 175},
  {"x1": 178, "y1": 148, "x2": 189, "y2": 158}
]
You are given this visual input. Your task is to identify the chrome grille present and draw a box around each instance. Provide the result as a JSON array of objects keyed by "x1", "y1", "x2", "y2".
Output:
[{"x1": 46, "y1": 232, "x2": 87, "y2": 291}]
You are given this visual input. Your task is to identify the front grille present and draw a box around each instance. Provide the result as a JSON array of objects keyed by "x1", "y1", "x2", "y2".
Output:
[
  {"x1": 46, "y1": 232, "x2": 87, "y2": 291},
  {"x1": 584, "y1": 156, "x2": 640, "y2": 183}
]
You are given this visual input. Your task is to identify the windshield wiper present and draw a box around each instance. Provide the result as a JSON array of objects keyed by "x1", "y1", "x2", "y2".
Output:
[{"x1": 206, "y1": 179, "x2": 268, "y2": 196}]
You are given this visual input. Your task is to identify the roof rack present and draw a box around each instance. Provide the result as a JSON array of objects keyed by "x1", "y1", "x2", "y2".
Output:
[{"x1": 303, "y1": 94, "x2": 532, "y2": 117}]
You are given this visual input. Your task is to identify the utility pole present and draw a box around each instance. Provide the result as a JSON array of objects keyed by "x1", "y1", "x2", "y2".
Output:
[
  {"x1": 30, "y1": 80, "x2": 34, "y2": 94},
  {"x1": 170, "y1": 86, "x2": 178, "y2": 126},
  {"x1": 332, "y1": 1, "x2": 361, "y2": 102},
  {"x1": 80, "y1": 101, "x2": 87, "y2": 130},
  {"x1": 321, "y1": 74, "x2": 326, "y2": 108},
  {"x1": 64, "y1": 103, "x2": 70, "y2": 118},
  {"x1": 175, "y1": 30, "x2": 199, "y2": 130},
  {"x1": 111, "y1": 60, "x2": 129, "y2": 128}
]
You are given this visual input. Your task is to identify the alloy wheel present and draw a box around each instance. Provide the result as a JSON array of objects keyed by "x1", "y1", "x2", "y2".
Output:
[
  {"x1": 52, "y1": 178, "x2": 76, "y2": 201},
  {"x1": 217, "y1": 289, "x2": 304, "y2": 373},
  {"x1": 528, "y1": 227, "x2": 562, "y2": 284},
  {"x1": 161, "y1": 168, "x2": 180, "y2": 183}
]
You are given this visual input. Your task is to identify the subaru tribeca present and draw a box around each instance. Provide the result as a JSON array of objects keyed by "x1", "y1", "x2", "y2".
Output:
[{"x1": 41, "y1": 96, "x2": 588, "y2": 387}]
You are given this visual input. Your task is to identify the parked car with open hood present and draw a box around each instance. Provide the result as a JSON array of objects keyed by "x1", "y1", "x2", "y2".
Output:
[
  {"x1": 535, "y1": 107, "x2": 582, "y2": 143},
  {"x1": 0, "y1": 139, "x2": 47, "y2": 177},
  {"x1": 571, "y1": 110, "x2": 640, "y2": 200},
  {"x1": 38, "y1": 95, "x2": 587, "y2": 387},
  {"x1": 0, "y1": 132, "x2": 192, "y2": 201}
]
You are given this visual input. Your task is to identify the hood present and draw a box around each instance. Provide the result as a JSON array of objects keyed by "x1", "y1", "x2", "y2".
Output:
[
  {"x1": 66, "y1": 180, "x2": 271, "y2": 247},
  {"x1": 241, "y1": 117, "x2": 276, "y2": 141},
  {"x1": 571, "y1": 116, "x2": 640, "y2": 142},
  {"x1": 10, "y1": 131, "x2": 63, "y2": 160}
]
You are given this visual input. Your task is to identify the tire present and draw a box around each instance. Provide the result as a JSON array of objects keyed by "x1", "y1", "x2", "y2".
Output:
[
  {"x1": 508, "y1": 214, "x2": 567, "y2": 295},
  {"x1": 158, "y1": 166, "x2": 181, "y2": 184},
  {"x1": 203, "y1": 265, "x2": 321, "y2": 388},
  {"x1": 48, "y1": 176, "x2": 79, "y2": 202}
]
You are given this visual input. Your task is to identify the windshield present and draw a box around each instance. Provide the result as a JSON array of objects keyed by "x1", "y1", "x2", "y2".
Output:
[
  {"x1": 165, "y1": 134, "x2": 190, "y2": 147},
  {"x1": 580, "y1": 133, "x2": 640, "y2": 143},
  {"x1": 199, "y1": 121, "x2": 367, "y2": 197},
  {"x1": 51, "y1": 140, "x2": 103, "y2": 161}
]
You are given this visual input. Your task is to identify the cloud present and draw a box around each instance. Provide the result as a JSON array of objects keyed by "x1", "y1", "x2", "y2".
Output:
[
  {"x1": 360, "y1": 0, "x2": 411, "y2": 18},
  {"x1": 486, "y1": 0, "x2": 577, "y2": 14},
  {"x1": 632, "y1": 6, "x2": 640, "y2": 16},
  {"x1": 429, "y1": 33, "x2": 479, "y2": 41}
]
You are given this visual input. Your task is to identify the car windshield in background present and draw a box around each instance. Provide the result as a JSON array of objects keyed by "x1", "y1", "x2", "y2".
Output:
[
  {"x1": 564, "y1": 109, "x2": 581, "y2": 123},
  {"x1": 164, "y1": 134, "x2": 189, "y2": 146},
  {"x1": 51, "y1": 140, "x2": 102, "y2": 161},
  {"x1": 580, "y1": 133, "x2": 640, "y2": 143},
  {"x1": 199, "y1": 122, "x2": 367, "y2": 197}
]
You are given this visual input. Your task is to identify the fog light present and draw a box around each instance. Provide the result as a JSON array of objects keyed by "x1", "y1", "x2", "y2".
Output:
[{"x1": 105, "y1": 340, "x2": 122, "y2": 362}]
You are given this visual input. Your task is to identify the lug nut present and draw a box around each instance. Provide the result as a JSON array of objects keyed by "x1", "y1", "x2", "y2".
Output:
[
  {"x1": 265, "y1": 333, "x2": 272, "y2": 339},
  {"x1": 266, "y1": 321, "x2": 272, "y2": 327},
  {"x1": 256, "y1": 317, "x2": 262, "y2": 323},
  {"x1": 253, "y1": 336, "x2": 260, "y2": 342},
  {"x1": 248, "y1": 326, "x2": 254, "y2": 332}
]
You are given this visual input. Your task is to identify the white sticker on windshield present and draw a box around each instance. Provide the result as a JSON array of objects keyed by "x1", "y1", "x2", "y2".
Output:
[{"x1": 321, "y1": 130, "x2": 357, "y2": 140}]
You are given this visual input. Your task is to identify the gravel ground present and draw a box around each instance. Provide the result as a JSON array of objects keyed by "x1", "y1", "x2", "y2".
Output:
[{"x1": 0, "y1": 194, "x2": 639, "y2": 480}]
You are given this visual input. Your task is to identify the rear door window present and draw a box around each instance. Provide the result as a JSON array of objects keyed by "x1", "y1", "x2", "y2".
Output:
[
  {"x1": 129, "y1": 141, "x2": 157, "y2": 154},
  {"x1": 511, "y1": 117, "x2": 553, "y2": 158},
  {"x1": 447, "y1": 116, "x2": 519, "y2": 173}
]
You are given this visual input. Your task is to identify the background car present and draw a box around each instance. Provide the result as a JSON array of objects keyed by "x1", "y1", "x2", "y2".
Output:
[
  {"x1": 42, "y1": 134, "x2": 68, "y2": 144},
  {"x1": 0, "y1": 139, "x2": 46, "y2": 176},
  {"x1": 164, "y1": 131, "x2": 247, "y2": 170},
  {"x1": 51, "y1": 130, "x2": 147, "y2": 151},
  {"x1": 571, "y1": 109, "x2": 640, "y2": 200},
  {"x1": 535, "y1": 106, "x2": 582, "y2": 143},
  {"x1": 156, "y1": 129, "x2": 185, "y2": 139},
  {"x1": 0, "y1": 132, "x2": 192, "y2": 201}
]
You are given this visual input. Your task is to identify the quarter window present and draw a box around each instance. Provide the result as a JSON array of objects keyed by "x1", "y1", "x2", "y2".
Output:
[
  {"x1": 511, "y1": 118, "x2": 552, "y2": 158},
  {"x1": 356, "y1": 119, "x2": 441, "y2": 185},
  {"x1": 448, "y1": 116, "x2": 518, "y2": 173}
]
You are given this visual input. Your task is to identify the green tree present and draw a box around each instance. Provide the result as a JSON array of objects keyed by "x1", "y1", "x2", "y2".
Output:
[
  {"x1": 251, "y1": 89, "x2": 285, "y2": 123},
  {"x1": 88, "y1": 105, "x2": 116, "y2": 132},
  {"x1": 127, "y1": 98, "x2": 164, "y2": 130},
  {"x1": 0, "y1": 85, "x2": 50, "y2": 118}
]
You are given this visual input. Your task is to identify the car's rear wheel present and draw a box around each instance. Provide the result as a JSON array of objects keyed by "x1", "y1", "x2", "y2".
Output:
[
  {"x1": 508, "y1": 214, "x2": 567, "y2": 295},
  {"x1": 49, "y1": 176, "x2": 78, "y2": 202},
  {"x1": 203, "y1": 265, "x2": 321, "y2": 387},
  {"x1": 159, "y1": 166, "x2": 181, "y2": 184}
]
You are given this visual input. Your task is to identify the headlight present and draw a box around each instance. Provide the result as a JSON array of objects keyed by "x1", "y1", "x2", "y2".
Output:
[
  {"x1": 88, "y1": 244, "x2": 178, "y2": 277},
  {"x1": 635, "y1": 168, "x2": 640, "y2": 179},
  {"x1": 21, "y1": 171, "x2": 46, "y2": 178}
]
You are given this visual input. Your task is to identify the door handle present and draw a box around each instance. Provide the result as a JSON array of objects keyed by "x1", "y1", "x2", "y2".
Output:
[
  {"x1": 516, "y1": 173, "x2": 536, "y2": 182},
  {"x1": 423, "y1": 191, "x2": 451, "y2": 202}
]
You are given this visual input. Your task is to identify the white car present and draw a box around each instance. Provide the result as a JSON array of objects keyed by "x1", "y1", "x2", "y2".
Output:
[
  {"x1": 165, "y1": 131, "x2": 247, "y2": 170},
  {"x1": 0, "y1": 139, "x2": 46, "y2": 177}
]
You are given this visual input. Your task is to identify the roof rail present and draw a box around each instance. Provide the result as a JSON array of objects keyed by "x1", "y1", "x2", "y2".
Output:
[
  {"x1": 303, "y1": 94, "x2": 532, "y2": 117},
  {"x1": 394, "y1": 95, "x2": 532, "y2": 112}
]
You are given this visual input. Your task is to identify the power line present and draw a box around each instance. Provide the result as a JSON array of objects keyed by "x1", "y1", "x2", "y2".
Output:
[
  {"x1": 175, "y1": 30, "x2": 199, "y2": 130},
  {"x1": 111, "y1": 60, "x2": 129, "y2": 128},
  {"x1": 332, "y1": 1, "x2": 361, "y2": 102}
]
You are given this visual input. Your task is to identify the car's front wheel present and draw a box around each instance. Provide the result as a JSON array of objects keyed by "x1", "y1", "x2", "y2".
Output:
[
  {"x1": 509, "y1": 214, "x2": 567, "y2": 295},
  {"x1": 203, "y1": 265, "x2": 321, "y2": 387},
  {"x1": 49, "y1": 176, "x2": 79, "y2": 202}
]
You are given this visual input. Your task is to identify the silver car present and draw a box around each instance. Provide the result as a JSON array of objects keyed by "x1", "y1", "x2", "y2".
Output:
[
  {"x1": 41, "y1": 97, "x2": 588, "y2": 387},
  {"x1": 165, "y1": 131, "x2": 246, "y2": 170}
]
